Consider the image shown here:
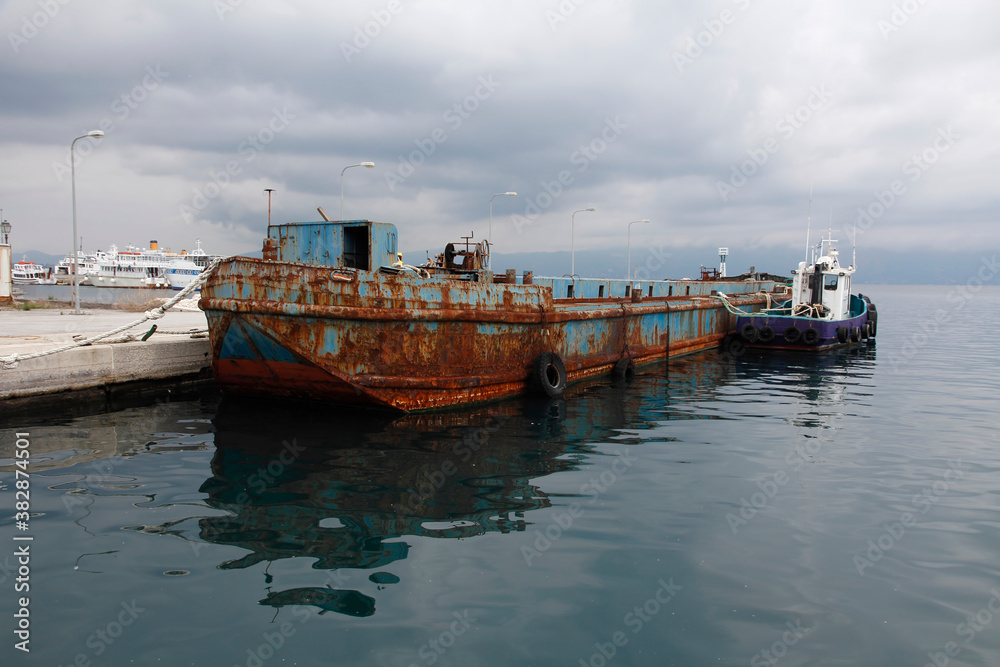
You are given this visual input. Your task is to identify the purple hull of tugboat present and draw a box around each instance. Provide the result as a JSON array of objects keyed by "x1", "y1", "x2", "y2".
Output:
[{"x1": 735, "y1": 295, "x2": 876, "y2": 351}]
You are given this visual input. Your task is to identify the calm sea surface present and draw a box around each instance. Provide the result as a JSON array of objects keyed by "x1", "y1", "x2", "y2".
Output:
[{"x1": 2, "y1": 284, "x2": 999, "y2": 666}]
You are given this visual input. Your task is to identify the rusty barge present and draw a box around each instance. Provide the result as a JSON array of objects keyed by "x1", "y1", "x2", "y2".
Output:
[{"x1": 200, "y1": 219, "x2": 775, "y2": 411}]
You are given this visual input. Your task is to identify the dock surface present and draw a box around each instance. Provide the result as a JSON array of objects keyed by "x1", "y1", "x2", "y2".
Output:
[{"x1": 1, "y1": 308, "x2": 211, "y2": 402}]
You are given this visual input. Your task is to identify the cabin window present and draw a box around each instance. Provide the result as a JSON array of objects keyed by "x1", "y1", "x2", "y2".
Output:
[
  {"x1": 625, "y1": 285, "x2": 631, "y2": 297},
  {"x1": 343, "y1": 226, "x2": 370, "y2": 270},
  {"x1": 668, "y1": 286, "x2": 673, "y2": 296},
  {"x1": 567, "y1": 284, "x2": 574, "y2": 298},
  {"x1": 824, "y1": 275, "x2": 838, "y2": 291},
  {"x1": 648, "y1": 285, "x2": 653, "y2": 297},
  {"x1": 685, "y1": 285, "x2": 690, "y2": 296},
  {"x1": 598, "y1": 285, "x2": 605, "y2": 298}
]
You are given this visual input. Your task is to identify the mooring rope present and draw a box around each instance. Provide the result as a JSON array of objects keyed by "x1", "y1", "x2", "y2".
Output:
[
  {"x1": 1, "y1": 258, "x2": 222, "y2": 370},
  {"x1": 715, "y1": 290, "x2": 792, "y2": 317}
]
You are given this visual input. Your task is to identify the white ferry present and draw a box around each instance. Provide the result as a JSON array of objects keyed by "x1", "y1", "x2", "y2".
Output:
[
  {"x1": 164, "y1": 240, "x2": 224, "y2": 289},
  {"x1": 11, "y1": 261, "x2": 51, "y2": 284},
  {"x1": 88, "y1": 243, "x2": 168, "y2": 288},
  {"x1": 54, "y1": 240, "x2": 222, "y2": 289},
  {"x1": 54, "y1": 252, "x2": 100, "y2": 285},
  {"x1": 164, "y1": 259, "x2": 203, "y2": 290}
]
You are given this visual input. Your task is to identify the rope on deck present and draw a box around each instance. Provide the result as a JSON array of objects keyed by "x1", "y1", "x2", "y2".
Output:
[
  {"x1": 715, "y1": 290, "x2": 791, "y2": 317},
  {"x1": 1, "y1": 258, "x2": 222, "y2": 370}
]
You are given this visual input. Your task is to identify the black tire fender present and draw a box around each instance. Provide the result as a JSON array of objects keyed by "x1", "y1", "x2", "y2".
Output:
[
  {"x1": 783, "y1": 326, "x2": 801, "y2": 344},
  {"x1": 803, "y1": 328, "x2": 820, "y2": 345},
  {"x1": 740, "y1": 323, "x2": 758, "y2": 343},
  {"x1": 612, "y1": 357, "x2": 635, "y2": 381},
  {"x1": 533, "y1": 352, "x2": 567, "y2": 398}
]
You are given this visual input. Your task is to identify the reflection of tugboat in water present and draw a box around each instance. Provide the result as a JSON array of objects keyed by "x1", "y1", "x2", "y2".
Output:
[{"x1": 720, "y1": 230, "x2": 877, "y2": 352}]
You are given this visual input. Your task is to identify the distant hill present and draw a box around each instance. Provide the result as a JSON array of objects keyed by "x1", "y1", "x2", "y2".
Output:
[{"x1": 11, "y1": 250, "x2": 64, "y2": 268}]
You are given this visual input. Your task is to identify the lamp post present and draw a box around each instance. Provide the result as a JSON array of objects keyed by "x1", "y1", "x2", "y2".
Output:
[
  {"x1": 340, "y1": 162, "x2": 375, "y2": 220},
  {"x1": 264, "y1": 188, "x2": 275, "y2": 226},
  {"x1": 571, "y1": 207, "x2": 595, "y2": 276},
  {"x1": 0, "y1": 220, "x2": 9, "y2": 303},
  {"x1": 71, "y1": 130, "x2": 104, "y2": 314},
  {"x1": 488, "y1": 192, "x2": 517, "y2": 271},
  {"x1": 626, "y1": 219, "x2": 650, "y2": 280}
]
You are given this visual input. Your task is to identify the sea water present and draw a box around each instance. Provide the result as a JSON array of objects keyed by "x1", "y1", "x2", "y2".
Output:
[{"x1": 1, "y1": 284, "x2": 998, "y2": 666}]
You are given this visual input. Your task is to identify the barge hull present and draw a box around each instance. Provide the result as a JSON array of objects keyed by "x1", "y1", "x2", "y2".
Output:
[{"x1": 201, "y1": 257, "x2": 770, "y2": 411}]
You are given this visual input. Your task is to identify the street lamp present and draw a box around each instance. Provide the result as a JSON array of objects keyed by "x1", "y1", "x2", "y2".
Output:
[
  {"x1": 489, "y1": 192, "x2": 517, "y2": 271},
  {"x1": 626, "y1": 219, "x2": 650, "y2": 280},
  {"x1": 71, "y1": 129, "x2": 104, "y2": 314},
  {"x1": 340, "y1": 162, "x2": 375, "y2": 220},
  {"x1": 0, "y1": 220, "x2": 9, "y2": 303},
  {"x1": 571, "y1": 207, "x2": 596, "y2": 276},
  {"x1": 264, "y1": 188, "x2": 276, "y2": 226}
]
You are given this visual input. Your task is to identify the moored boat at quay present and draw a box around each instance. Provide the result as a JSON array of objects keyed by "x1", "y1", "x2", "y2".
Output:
[
  {"x1": 84, "y1": 239, "x2": 223, "y2": 289},
  {"x1": 88, "y1": 244, "x2": 168, "y2": 288},
  {"x1": 54, "y1": 252, "x2": 99, "y2": 284},
  {"x1": 722, "y1": 230, "x2": 877, "y2": 352},
  {"x1": 164, "y1": 259, "x2": 203, "y2": 290},
  {"x1": 164, "y1": 240, "x2": 226, "y2": 289},
  {"x1": 200, "y1": 218, "x2": 780, "y2": 411},
  {"x1": 11, "y1": 260, "x2": 53, "y2": 284}
]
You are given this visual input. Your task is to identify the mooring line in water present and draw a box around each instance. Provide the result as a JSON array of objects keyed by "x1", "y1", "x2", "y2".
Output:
[{"x1": 0, "y1": 259, "x2": 222, "y2": 370}]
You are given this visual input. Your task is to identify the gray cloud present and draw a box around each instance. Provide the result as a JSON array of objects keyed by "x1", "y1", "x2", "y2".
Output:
[{"x1": 1, "y1": 0, "x2": 996, "y2": 266}]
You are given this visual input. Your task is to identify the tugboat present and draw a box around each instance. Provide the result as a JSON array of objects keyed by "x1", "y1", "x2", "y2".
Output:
[{"x1": 721, "y1": 230, "x2": 877, "y2": 351}]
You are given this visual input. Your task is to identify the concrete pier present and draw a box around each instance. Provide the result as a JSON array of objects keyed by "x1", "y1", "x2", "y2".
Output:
[{"x1": 0, "y1": 308, "x2": 212, "y2": 403}]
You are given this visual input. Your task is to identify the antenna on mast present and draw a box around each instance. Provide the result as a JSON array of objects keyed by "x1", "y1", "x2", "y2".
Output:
[
  {"x1": 804, "y1": 184, "x2": 813, "y2": 264},
  {"x1": 849, "y1": 210, "x2": 857, "y2": 270}
]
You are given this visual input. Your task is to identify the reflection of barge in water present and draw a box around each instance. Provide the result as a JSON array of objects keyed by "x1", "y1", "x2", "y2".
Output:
[{"x1": 201, "y1": 218, "x2": 779, "y2": 410}]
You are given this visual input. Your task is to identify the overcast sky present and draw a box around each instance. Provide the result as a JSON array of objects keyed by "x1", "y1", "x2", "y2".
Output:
[{"x1": 1, "y1": 0, "x2": 996, "y2": 267}]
